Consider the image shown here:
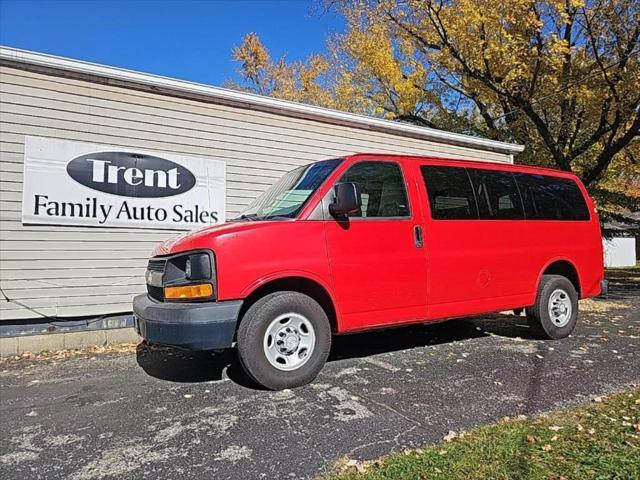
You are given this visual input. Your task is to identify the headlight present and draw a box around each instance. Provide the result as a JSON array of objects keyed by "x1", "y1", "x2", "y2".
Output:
[
  {"x1": 164, "y1": 252, "x2": 212, "y2": 284},
  {"x1": 156, "y1": 250, "x2": 215, "y2": 301},
  {"x1": 182, "y1": 253, "x2": 210, "y2": 281}
]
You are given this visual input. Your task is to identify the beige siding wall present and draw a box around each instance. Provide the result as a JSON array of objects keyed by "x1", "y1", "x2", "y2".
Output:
[{"x1": 0, "y1": 65, "x2": 512, "y2": 320}]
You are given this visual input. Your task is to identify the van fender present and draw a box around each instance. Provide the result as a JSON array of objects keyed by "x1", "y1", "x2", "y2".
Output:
[
  {"x1": 239, "y1": 269, "x2": 343, "y2": 330},
  {"x1": 534, "y1": 256, "x2": 582, "y2": 296}
]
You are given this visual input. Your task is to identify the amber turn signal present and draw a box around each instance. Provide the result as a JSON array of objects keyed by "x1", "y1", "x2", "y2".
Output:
[{"x1": 164, "y1": 283, "x2": 213, "y2": 300}]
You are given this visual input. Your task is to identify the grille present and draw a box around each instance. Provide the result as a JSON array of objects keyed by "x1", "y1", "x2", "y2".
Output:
[
  {"x1": 146, "y1": 258, "x2": 166, "y2": 301},
  {"x1": 147, "y1": 258, "x2": 166, "y2": 272},
  {"x1": 147, "y1": 285, "x2": 164, "y2": 302}
]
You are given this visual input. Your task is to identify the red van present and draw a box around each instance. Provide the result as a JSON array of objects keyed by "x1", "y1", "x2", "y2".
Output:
[{"x1": 133, "y1": 154, "x2": 605, "y2": 389}]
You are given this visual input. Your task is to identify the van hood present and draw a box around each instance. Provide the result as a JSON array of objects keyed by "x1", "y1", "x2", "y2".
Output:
[{"x1": 152, "y1": 220, "x2": 291, "y2": 256}]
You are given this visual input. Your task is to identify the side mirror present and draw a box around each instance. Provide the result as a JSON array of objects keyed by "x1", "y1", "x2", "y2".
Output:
[{"x1": 329, "y1": 182, "x2": 361, "y2": 217}]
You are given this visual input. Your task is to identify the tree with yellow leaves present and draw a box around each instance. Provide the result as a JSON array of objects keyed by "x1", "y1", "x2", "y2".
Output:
[
  {"x1": 229, "y1": 1, "x2": 639, "y2": 193},
  {"x1": 226, "y1": 32, "x2": 349, "y2": 111}
]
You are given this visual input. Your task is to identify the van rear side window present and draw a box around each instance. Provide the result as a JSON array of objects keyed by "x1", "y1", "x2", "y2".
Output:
[
  {"x1": 467, "y1": 169, "x2": 524, "y2": 220},
  {"x1": 422, "y1": 165, "x2": 590, "y2": 221},
  {"x1": 514, "y1": 174, "x2": 590, "y2": 221},
  {"x1": 420, "y1": 166, "x2": 477, "y2": 219}
]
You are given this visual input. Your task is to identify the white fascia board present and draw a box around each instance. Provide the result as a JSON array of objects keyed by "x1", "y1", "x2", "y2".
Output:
[{"x1": 0, "y1": 46, "x2": 525, "y2": 156}]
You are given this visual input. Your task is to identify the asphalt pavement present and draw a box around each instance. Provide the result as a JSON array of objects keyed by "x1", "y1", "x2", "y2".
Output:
[{"x1": 1, "y1": 268, "x2": 638, "y2": 479}]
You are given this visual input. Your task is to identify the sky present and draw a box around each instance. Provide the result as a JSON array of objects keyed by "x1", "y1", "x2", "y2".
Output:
[{"x1": 0, "y1": 0, "x2": 343, "y2": 86}]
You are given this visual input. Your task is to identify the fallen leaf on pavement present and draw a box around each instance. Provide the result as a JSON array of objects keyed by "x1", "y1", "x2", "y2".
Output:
[{"x1": 443, "y1": 431, "x2": 458, "y2": 442}]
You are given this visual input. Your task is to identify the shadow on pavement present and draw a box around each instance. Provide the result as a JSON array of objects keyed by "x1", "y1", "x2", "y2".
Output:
[
  {"x1": 136, "y1": 312, "x2": 535, "y2": 388},
  {"x1": 135, "y1": 344, "x2": 262, "y2": 388}
]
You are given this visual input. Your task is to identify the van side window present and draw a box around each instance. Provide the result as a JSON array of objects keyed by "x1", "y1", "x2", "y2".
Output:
[
  {"x1": 421, "y1": 166, "x2": 478, "y2": 220},
  {"x1": 514, "y1": 173, "x2": 590, "y2": 221},
  {"x1": 339, "y1": 161, "x2": 410, "y2": 218},
  {"x1": 467, "y1": 169, "x2": 524, "y2": 220}
]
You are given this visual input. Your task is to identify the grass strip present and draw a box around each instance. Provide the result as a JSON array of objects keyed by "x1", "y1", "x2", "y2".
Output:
[{"x1": 332, "y1": 387, "x2": 640, "y2": 480}]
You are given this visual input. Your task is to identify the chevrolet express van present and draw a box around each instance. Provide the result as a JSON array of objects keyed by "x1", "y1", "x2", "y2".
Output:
[{"x1": 133, "y1": 154, "x2": 605, "y2": 390}]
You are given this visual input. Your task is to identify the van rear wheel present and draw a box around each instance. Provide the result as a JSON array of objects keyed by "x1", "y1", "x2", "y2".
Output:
[
  {"x1": 236, "y1": 291, "x2": 331, "y2": 390},
  {"x1": 526, "y1": 274, "x2": 578, "y2": 339}
]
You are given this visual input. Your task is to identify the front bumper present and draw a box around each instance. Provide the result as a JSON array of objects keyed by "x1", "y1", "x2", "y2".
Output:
[{"x1": 133, "y1": 294, "x2": 243, "y2": 350}]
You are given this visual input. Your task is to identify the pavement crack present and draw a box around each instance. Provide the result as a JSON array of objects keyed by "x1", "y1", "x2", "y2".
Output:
[{"x1": 341, "y1": 385, "x2": 429, "y2": 430}]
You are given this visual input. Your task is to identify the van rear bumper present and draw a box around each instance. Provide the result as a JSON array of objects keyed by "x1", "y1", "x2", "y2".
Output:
[{"x1": 133, "y1": 294, "x2": 243, "y2": 350}]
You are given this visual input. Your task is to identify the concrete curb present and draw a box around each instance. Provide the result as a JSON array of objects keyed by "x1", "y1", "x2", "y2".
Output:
[{"x1": 0, "y1": 327, "x2": 140, "y2": 357}]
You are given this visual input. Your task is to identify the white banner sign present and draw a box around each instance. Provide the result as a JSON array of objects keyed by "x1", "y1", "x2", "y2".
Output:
[{"x1": 22, "y1": 137, "x2": 226, "y2": 230}]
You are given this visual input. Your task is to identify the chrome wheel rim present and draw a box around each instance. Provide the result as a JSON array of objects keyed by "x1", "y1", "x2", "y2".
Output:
[
  {"x1": 548, "y1": 289, "x2": 572, "y2": 328},
  {"x1": 263, "y1": 313, "x2": 315, "y2": 371}
]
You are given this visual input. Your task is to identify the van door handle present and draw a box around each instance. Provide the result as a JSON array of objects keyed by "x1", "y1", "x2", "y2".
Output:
[{"x1": 414, "y1": 225, "x2": 424, "y2": 248}]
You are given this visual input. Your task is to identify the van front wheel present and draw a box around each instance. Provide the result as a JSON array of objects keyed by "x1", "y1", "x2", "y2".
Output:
[
  {"x1": 526, "y1": 274, "x2": 578, "y2": 339},
  {"x1": 236, "y1": 291, "x2": 332, "y2": 390}
]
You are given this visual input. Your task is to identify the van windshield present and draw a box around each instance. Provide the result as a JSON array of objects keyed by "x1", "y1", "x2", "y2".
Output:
[{"x1": 235, "y1": 158, "x2": 342, "y2": 221}]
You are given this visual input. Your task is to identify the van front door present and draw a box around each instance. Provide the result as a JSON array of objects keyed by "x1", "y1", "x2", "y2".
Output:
[{"x1": 324, "y1": 160, "x2": 428, "y2": 331}]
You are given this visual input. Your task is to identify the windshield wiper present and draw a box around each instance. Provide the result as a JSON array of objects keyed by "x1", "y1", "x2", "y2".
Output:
[{"x1": 232, "y1": 214, "x2": 259, "y2": 222}]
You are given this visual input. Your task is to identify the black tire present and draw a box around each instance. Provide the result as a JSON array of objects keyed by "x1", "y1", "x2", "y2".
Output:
[
  {"x1": 526, "y1": 274, "x2": 578, "y2": 339},
  {"x1": 236, "y1": 291, "x2": 332, "y2": 390}
]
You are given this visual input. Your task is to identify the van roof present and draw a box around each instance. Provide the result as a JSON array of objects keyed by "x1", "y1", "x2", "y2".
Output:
[{"x1": 346, "y1": 153, "x2": 580, "y2": 181}]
